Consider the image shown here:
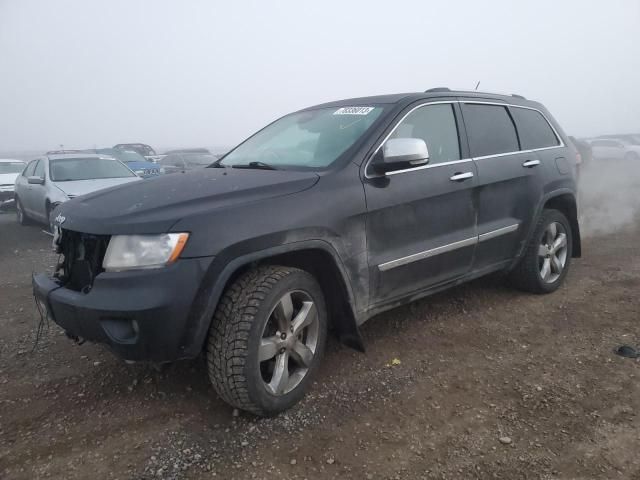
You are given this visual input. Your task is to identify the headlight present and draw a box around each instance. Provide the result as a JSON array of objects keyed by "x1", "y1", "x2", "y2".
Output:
[
  {"x1": 102, "y1": 233, "x2": 189, "y2": 272},
  {"x1": 134, "y1": 169, "x2": 145, "y2": 176}
]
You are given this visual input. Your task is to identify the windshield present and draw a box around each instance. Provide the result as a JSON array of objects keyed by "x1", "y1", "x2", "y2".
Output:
[
  {"x1": 50, "y1": 157, "x2": 135, "y2": 181},
  {"x1": 0, "y1": 162, "x2": 25, "y2": 174},
  {"x1": 184, "y1": 154, "x2": 215, "y2": 165},
  {"x1": 220, "y1": 106, "x2": 384, "y2": 169}
]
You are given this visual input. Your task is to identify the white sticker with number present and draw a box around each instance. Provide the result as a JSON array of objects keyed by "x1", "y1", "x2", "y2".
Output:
[{"x1": 333, "y1": 106, "x2": 374, "y2": 116}]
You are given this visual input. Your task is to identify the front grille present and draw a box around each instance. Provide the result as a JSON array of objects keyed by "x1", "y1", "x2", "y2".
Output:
[{"x1": 54, "y1": 229, "x2": 110, "y2": 292}]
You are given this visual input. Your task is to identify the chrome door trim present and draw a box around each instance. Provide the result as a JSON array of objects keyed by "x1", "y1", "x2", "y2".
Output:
[
  {"x1": 384, "y1": 158, "x2": 473, "y2": 176},
  {"x1": 377, "y1": 223, "x2": 520, "y2": 271},
  {"x1": 364, "y1": 99, "x2": 565, "y2": 179},
  {"x1": 478, "y1": 224, "x2": 519, "y2": 243},
  {"x1": 460, "y1": 100, "x2": 565, "y2": 149},
  {"x1": 378, "y1": 236, "x2": 477, "y2": 272}
]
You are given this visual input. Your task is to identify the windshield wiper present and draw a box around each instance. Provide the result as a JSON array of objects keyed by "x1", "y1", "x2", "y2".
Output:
[{"x1": 231, "y1": 161, "x2": 279, "y2": 171}]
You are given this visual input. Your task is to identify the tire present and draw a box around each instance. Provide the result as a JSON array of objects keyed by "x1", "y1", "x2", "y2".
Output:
[
  {"x1": 15, "y1": 197, "x2": 30, "y2": 225},
  {"x1": 509, "y1": 209, "x2": 573, "y2": 294},
  {"x1": 624, "y1": 151, "x2": 639, "y2": 162},
  {"x1": 207, "y1": 265, "x2": 327, "y2": 416},
  {"x1": 46, "y1": 202, "x2": 59, "y2": 233}
]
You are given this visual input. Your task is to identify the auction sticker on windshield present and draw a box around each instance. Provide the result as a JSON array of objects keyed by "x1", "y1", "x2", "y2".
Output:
[{"x1": 333, "y1": 106, "x2": 375, "y2": 115}]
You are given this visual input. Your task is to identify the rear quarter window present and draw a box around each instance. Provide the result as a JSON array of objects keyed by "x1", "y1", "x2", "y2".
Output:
[
  {"x1": 463, "y1": 104, "x2": 519, "y2": 157},
  {"x1": 510, "y1": 107, "x2": 560, "y2": 149}
]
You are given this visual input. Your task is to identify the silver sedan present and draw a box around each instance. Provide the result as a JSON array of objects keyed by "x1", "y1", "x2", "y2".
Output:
[{"x1": 14, "y1": 154, "x2": 141, "y2": 228}]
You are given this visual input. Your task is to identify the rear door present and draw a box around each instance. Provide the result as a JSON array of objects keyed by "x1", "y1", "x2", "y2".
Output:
[
  {"x1": 461, "y1": 102, "x2": 547, "y2": 270},
  {"x1": 363, "y1": 102, "x2": 478, "y2": 304}
]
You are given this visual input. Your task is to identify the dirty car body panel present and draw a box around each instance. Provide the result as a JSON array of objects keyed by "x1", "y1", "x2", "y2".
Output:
[{"x1": 33, "y1": 90, "x2": 580, "y2": 364}]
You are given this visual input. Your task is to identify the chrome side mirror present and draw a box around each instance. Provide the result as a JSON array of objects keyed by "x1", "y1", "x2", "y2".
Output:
[{"x1": 374, "y1": 138, "x2": 429, "y2": 173}]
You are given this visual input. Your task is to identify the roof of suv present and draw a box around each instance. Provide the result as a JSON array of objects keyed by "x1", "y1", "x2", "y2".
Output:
[
  {"x1": 45, "y1": 153, "x2": 112, "y2": 160},
  {"x1": 305, "y1": 89, "x2": 542, "y2": 110}
]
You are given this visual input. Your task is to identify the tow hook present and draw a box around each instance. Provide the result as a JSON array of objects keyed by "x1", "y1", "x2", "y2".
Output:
[{"x1": 65, "y1": 331, "x2": 85, "y2": 345}]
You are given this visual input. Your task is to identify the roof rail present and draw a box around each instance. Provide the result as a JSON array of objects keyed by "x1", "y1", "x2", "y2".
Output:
[
  {"x1": 424, "y1": 87, "x2": 451, "y2": 93},
  {"x1": 510, "y1": 93, "x2": 526, "y2": 99}
]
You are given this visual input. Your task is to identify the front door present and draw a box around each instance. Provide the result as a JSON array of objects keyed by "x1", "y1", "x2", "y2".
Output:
[{"x1": 363, "y1": 102, "x2": 477, "y2": 305}]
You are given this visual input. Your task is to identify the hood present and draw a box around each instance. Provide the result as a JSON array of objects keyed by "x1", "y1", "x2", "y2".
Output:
[
  {"x1": 56, "y1": 167, "x2": 319, "y2": 235},
  {"x1": 0, "y1": 173, "x2": 20, "y2": 186},
  {"x1": 54, "y1": 177, "x2": 141, "y2": 198}
]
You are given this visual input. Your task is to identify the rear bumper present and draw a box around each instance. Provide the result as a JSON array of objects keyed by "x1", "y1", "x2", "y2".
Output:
[{"x1": 33, "y1": 256, "x2": 215, "y2": 362}]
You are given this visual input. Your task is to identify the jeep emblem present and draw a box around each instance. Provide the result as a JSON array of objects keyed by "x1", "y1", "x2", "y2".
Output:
[{"x1": 54, "y1": 214, "x2": 66, "y2": 225}]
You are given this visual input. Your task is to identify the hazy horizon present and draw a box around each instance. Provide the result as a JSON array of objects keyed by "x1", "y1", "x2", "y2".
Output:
[{"x1": 1, "y1": 0, "x2": 639, "y2": 152}]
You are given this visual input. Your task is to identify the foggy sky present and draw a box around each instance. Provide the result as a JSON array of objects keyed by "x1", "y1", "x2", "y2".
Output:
[{"x1": 1, "y1": 0, "x2": 639, "y2": 152}]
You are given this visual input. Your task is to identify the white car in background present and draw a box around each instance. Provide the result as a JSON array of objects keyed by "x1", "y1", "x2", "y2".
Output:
[
  {"x1": 0, "y1": 159, "x2": 26, "y2": 208},
  {"x1": 587, "y1": 138, "x2": 640, "y2": 161},
  {"x1": 14, "y1": 153, "x2": 141, "y2": 228}
]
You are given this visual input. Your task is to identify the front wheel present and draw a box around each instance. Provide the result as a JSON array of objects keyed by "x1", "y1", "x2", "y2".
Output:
[
  {"x1": 16, "y1": 197, "x2": 30, "y2": 225},
  {"x1": 508, "y1": 209, "x2": 573, "y2": 294},
  {"x1": 207, "y1": 266, "x2": 327, "y2": 416}
]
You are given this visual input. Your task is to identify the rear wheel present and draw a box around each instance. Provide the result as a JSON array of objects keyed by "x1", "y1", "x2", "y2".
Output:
[
  {"x1": 509, "y1": 209, "x2": 573, "y2": 294},
  {"x1": 624, "y1": 151, "x2": 639, "y2": 161},
  {"x1": 207, "y1": 266, "x2": 327, "y2": 416}
]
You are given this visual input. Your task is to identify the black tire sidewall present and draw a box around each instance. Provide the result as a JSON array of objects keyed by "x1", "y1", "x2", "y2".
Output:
[
  {"x1": 16, "y1": 198, "x2": 27, "y2": 225},
  {"x1": 531, "y1": 210, "x2": 573, "y2": 293},
  {"x1": 244, "y1": 271, "x2": 327, "y2": 415}
]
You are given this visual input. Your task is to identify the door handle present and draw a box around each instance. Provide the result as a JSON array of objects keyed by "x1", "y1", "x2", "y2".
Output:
[
  {"x1": 522, "y1": 159, "x2": 541, "y2": 168},
  {"x1": 449, "y1": 172, "x2": 474, "y2": 182}
]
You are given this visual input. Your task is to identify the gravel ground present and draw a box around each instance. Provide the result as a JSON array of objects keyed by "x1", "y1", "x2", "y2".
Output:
[{"x1": 1, "y1": 161, "x2": 640, "y2": 479}]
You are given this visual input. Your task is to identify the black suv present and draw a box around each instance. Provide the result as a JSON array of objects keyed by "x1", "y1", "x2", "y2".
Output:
[{"x1": 34, "y1": 89, "x2": 581, "y2": 415}]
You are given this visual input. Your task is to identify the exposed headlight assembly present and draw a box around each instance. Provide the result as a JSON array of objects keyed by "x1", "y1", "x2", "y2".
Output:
[{"x1": 102, "y1": 233, "x2": 189, "y2": 272}]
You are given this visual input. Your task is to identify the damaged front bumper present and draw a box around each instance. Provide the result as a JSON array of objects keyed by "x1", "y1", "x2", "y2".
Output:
[{"x1": 32, "y1": 256, "x2": 215, "y2": 362}]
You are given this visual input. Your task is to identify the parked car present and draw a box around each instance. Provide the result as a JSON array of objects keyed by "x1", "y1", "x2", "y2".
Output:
[
  {"x1": 35, "y1": 89, "x2": 581, "y2": 416},
  {"x1": 159, "y1": 152, "x2": 217, "y2": 174},
  {"x1": 0, "y1": 159, "x2": 26, "y2": 207},
  {"x1": 92, "y1": 148, "x2": 161, "y2": 178},
  {"x1": 597, "y1": 134, "x2": 640, "y2": 145},
  {"x1": 113, "y1": 143, "x2": 162, "y2": 162},
  {"x1": 587, "y1": 138, "x2": 640, "y2": 161},
  {"x1": 15, "y1": 154, "x2": 141, "y2": 228},
  {"x1": 567, "y1": 136, "x2": 592, "y2": 170}
]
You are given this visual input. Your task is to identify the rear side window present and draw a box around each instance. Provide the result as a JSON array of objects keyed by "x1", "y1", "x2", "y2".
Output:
[
  {"x1": 510, "y1": 107, "x2": 559, "y2": 149},
  {"x1": 388, "y1": 103, "x2": 460, "y2": 164},
  {"x1": 463, "y1": 104, "x2": 519, "y2": 157}
]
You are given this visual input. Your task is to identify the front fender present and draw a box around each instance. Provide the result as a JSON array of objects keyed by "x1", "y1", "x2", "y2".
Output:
[{"x1": 180, "y1": 239, "x2": 363, "y2": 358}]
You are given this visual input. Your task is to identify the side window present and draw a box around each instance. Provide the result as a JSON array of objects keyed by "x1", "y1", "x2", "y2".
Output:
[
  {"x1": 510, "y1": 107, "x2": 559, "y2": 149},
  {"x1": 24, "y1": 160, "x2": 38, "y2": 177},
  {"x1": 463, "y1": 104, "x2": 519, "y2": 157},
  {"x1": 388, "y1": 104, "x2": 460, "y2": 164},
  {"x1": 33, "y1": 159, "x2": 45, "y2": 178}
]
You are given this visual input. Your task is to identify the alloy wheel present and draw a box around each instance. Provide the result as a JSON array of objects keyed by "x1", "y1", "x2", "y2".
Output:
[
  {"x1": 259, "y1": 290, "x2": 319, "y2": 396},
  {"x1": 538, "y1": 222, "x2": 568, "y2": 283}
]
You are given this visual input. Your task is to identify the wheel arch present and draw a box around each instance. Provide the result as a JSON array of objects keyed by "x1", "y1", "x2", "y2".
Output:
[
  {"x1": 510, "y1": 189, "x2": 581, "y2": 270},
  {"x1": 186, "y1": 240, "x2": 365, "y2": 358},
  {"x1": 542, "y1": 192, "x2": 581, "y2": 258}
]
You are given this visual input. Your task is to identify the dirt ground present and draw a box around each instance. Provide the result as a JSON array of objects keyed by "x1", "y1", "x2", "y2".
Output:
[{"x1": 1, "y1": 162, "x2": 640, "y2": 480}]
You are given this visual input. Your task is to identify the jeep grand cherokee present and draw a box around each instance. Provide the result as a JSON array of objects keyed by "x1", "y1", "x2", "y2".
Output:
[{"x1": 34, "y1": 88, "x2": 581, "y2": 415}]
